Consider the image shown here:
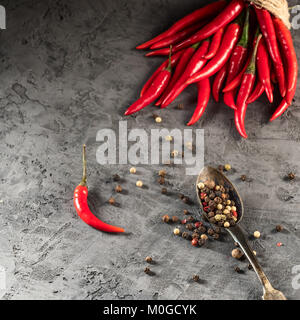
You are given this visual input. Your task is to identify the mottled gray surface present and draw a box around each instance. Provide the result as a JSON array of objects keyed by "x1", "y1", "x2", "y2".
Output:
[{"x1": 0, "y1": 0, "x2": 300, "y2": 300}]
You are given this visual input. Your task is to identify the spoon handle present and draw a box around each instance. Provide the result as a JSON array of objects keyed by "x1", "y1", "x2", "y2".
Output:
[{"x1": 226, "y1": 225, "x2": 286, "y2": 300}]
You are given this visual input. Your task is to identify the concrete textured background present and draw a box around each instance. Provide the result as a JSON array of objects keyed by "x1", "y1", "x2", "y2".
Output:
[{"x1": 0, "y1": 0, "x2": 300, "y2": 300}]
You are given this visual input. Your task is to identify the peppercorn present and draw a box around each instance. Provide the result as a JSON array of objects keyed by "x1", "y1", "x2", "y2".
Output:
[
  {"x1": 209, "y1": 217, "x2": 216, "y2": 224},
  {"x1": 248, "y1": 264, "x2": 253, "y2": 270},
  {"x1": 224, "y1": 164, "x2": 231, "y2": 171},
  {"x1": 192, "y1": 233, "x2": 199, "y2": 239},
  {"x1": 144, "y1": 267, "x2": 153, "y2": 275},
  {"x1": 186, "y1": 223, "x2": 194, "y2": 231},
  {"x1": 165, "y1": 135, "x2": 173, "y2": 142},
  {"x1": 232, "y1": 248, "x2": 244, "y2": 260},
  {"x1": 162, "y1": 215, "x2": 170, "y2": 223},
  {"x1": 161, "y1": 188, "x2": 167, "y2": 195},
  {"x1": 109, "y1": 197, "x2": 116, "y2": 205},
  {"x1": 205, "y1": 180, "x2": 215, "y2": 190},
  {"x1": 224, "y1": 222, "x2": 230, "y2": 228},
  {"x1": 182, "y1": 232, "x2": 191, "y2": 240},
  {"x1": 204, "y1": 196, "x2": 210, "y2": 203},
  {"x1": 209, "y1": 192, "x2": 216, "y2": 200},
  {"x1": 216, "y1": 204, "x2": 223, "y2": 210},
  {"x1": 208, "y1": 211, "x2": 215, "y2": 218},
  {"x1": 198, "y1": 226, "x2": 207, "y2": 234},
  {"x1": 194, "y1": 222, "x2": 203, "y2": 228},
  {"x1": 113, "y1": 174, "x2": 120, "y2": 181},
  {"x1": 288, "y1": 172, "x2": 296, "y2": 180},
  {"x1": 198, "y1": 239, "x2": 206, "y2": 246},
  {"x1": 178, "y1": 193, "x2": 185, "y2": 199},
  {"x1": 214, "y1": 197, "x2": 222, "y2": 204},
  {"x1": 130, "y1": 167, "x2": 137, "y2": 174},
  {"x1": 173, "y1": 228, "x2": 181, "y2": 236},
  {"x1": 241, "y1": 175, "x2": 247, "y2": 181},
  {"x1": 115, "y1": 185, "x2": 122, "y2": 193},
  {"x1": 159, "y1": 170, "x2": 166, "y2": 177},
  {"x1": 172, "y1": 216, "x2": 179, "y2": 223},
  {"x1": 276, "y1": 225, "x2": 283, "y2": 232},
  {"x1": 219, "y1": 186, "x2": 225, "y2": 193},
  {"x1": 191, "y1": 238, "x2": 198, "y2": 247},
  {"x1": 181, "y1": 219, "x2": 187, "y2": 225},
  {"x1": 192, "y1": 275, "x2": 200, "y2": 282},
  {"x1": 187, "y1": 216, "x2": 195, "y2": 223},
  {"x1": 212, "y1": 233, "x2": 220, "y2": 240},
  {"x1": 177, "y1": 103, "x2": 184, "y2": 110},
  {"x1": 253, "y1": 231, "x2": 261, "y2": 239},
  {"x1": 183, "y1": 197, "x2": 191, "y2": 204},
  {"x1": 136, "y1": 180, "x2": 143, "y2": 188},
  {"x1": 183, "y1": 209, "x2": 189, "y2": 215},
  {"x1": 197, "y1": 182, "x2": 205, "y2": 190},
  {"x1": 171, "y1": 150, "x2": 179, "y2": 158},
  {"x1": 277, "y1": 242, "x2": 283, "y2": 247},
  {"x1": 158, "y1": 177, "x2": 165, "y2": 185},
  {"x1": 145, "y1": 256, "x2": 153, "y2": 263},
  {"x1": 234, "y1": 266, "x2": 242, "y2": 273},
  {"x1": 218, "y1": 165, "x2": 224, "y2": 172},
  {"x1": 207, "y1": 228, "x2": 214, "y2": 236},
  {"x1": 253, "y1": 251, "x2": 257, "y2": 256},
  {"x1": 200, "y1": 234, "x2": 208, "y2": 241},
  {"x1": 215, "y1": 227, "x2": 221, "y2": 234},
  {"x1": 155, "y1": 116, "x2": 162, "y2": 123},
  {"x1": 215, "y1": 185, "x2": 220, "y2": 191}
]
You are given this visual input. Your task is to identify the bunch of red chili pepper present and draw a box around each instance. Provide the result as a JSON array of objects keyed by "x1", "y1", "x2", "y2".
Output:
[{"x1": 125, "y1": 0, "x2": 298, "y2": 139}]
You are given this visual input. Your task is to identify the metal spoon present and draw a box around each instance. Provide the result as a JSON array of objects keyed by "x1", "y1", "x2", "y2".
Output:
[{"x1": 195, "y1": 166, "x2": 287, "y2": 300}]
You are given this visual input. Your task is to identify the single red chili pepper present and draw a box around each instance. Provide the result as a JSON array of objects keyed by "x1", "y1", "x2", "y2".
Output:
[
  {"x1": 273, "y1": 17, "x2": 298, "y2": 105},
  {"x1": 187, "y1": 78, "x2": 211, "y2": 126},
  {"x1": 170, "y1": 0, "x2": 245, "y2": 54},
  {"x1": 224, "y1": 7, "x2": 249, "y2": 109},
  {"x1": 186, "y1": 19, "x2": 242, "y2": 85},
  {"x1": 256, "y1": 38, "x2": 273, "y2": 103},
  {"x1": 150, "y1": 21, "x2": 206, "y2": 50},
  {"x1": 140, "y1": 50, "x2": 183, "y2": 97},
  {"x1": 136, "y1": 1, "x2": 227, "y2": 50},
  {"x1": 223, "y1": 31, "x2": 260, "y2": 93},
  {"x1": 161, "y1": 39, "x2": 210, "y2": 108},
  {"x1": 126, "y1": 49, "x2": 173, "y2": 115},
  {"x1": 246, "y1": 81, "x2": 264, "y2": 104},
  {"x1": 155, "y1": 43, "x2": 200, "y2": 106},
  {"x1": 254, "y1": 7, "x2": 286, "y2": 97},
  {"x1": 74, "y1": 145, "x2": 125, "y2": 233},
  {"x1": 212, "y1": 62, "x2": 228, "y2": 102},
  {"x1": 234, "y1": 33, "x2": 262, "y2": 139},
  {"x1": 204, "y1": 28, "x2": 224, "y2": 60},
  {"x1": 146, "y1": 48, "x2": 175, "y2": 57}
]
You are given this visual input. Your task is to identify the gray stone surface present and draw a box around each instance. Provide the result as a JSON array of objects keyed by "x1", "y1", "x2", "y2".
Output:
[{"x1": 0, "y1": 0, "x2": 300, "y2": 300}]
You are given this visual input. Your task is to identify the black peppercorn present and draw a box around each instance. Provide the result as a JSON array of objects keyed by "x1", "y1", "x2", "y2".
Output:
[
  {"x1": 234, "y1": 266, "x2": 242, "y2": 273},
  {"x1": 208, "y1": 211, "x2": 215, "y2": 218},
  {"x1": 193, "y1": 274, "x2": 200, "y2": 282},
  {"x1": 212, "y1": 233, "x2": 220, "y2": 240},
  {"x1": 186, "y1": 223, "x2": 194, "y2": 231},
  {"x1": 207, "y1": 228, "x2": 214, "y2": 236},
  {"x1": 183, "y1": 197, "x2": 191, "y2": 204},
  {"x1": 248, "y1": 264, "x2": 253, "y2": 270},
  {"x1": 218, "y1": 165, "x2": 224, "y2": 172},
  {"x1": 158, "y1": 177, "x2": 165, "y2": 185},
  {"x1": 198, "y1": 239, "x2": 206, "y2": 246},
  {"x1": 192, "y1": 233, "x2": 199, "y2": 239},
  {"x1": 183, "y1": 209, "x2": 189, "y2": 215},
  {"x1": 288, "y1": 172, "x2": 296, "y2": 180},
  {"x1": 187, "y1": 216, "x2": 195, "y2": 223},
  {"x1": 178, "y1": 193, "x2": 185, "y2": 199},
  {"x1": 198, "y1": 226, "x2": 207, "y2": 234},
  {"x1": 113, "y1": 174, "x2": 120, "y2": 181},
  {"x1": 161, "y1": 188, "x2": 167, "y2": 195},
  {"x1": 241, "y1": 175, "x2": 247, "y2": 181},
  {"x1": 115, "y1": 185, "x2": 122, "y2": 193},
  {"x1": 182, "y1": 232, "x2": 191, "y2": 240},
  {"x1": 276, "y1": 225, "x2": 283, "y2": 232},
  {"x1": 172, "y1": 216, "x2": 179, "y2": 223},
  {"x1": 209, "y1": 217, "x2": 216, "y2": 224}
]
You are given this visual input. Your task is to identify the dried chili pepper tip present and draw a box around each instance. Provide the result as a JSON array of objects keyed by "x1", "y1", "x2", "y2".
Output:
[
  {"x1": 136, "y1": 180, "x2": 143, "y2": 188},
  {"x1": 130, "y1": 167, "x2": 137, "y2": 174},
  {"x1": 253, "y1": 231, "x2": 261, "y2": 239},
  {"x1": 232, "y1": 248, "x2": 244, "y2": 260},
  {"x1": 145, "y1": 256, "x2": 153, "y2": 263},
  {"x1": 115, "y1": 185, "x2": 122, "y2": 193},
  {"x1": 162, "y1": 215, "x2": 170, "y2": 223}
]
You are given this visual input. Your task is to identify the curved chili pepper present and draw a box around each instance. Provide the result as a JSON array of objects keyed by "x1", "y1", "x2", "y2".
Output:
[
  {"x1": 234, "y1": 33, "x2": 262, "y2": 139},
  {"x1": 155, "y1": 43, "x2": 200, "y2": 106},
  {"x1": 150, "y1": 21, "x2": 205, "y2": 50},
  {"x1": 74, "y1": 145, "x2": 125, "y2": 233},
  {"x1": 212, "y1": 62, "x2": 228, "y2": 102},
  {"x1": 187, "y1": 78, "x2": 211, "y2": 126},
  {"x1": 204, "y1": 28, "x2": 224, "y2": 60},
  {"x1": 223, "y1": 31, "x2": 260, "y2": 93},
  {"x1": 140, "y1": 50, "x2": 183, "y2": 97},
  {"x1": 224, "y1": 7, "x2": 249, "y2": 110},
  {"x1": 256, "y1": 38, "x2": 273, "y2": 103},
  {"x1": 186, "y1": 20, "x2": 242, "y2": 86},
  {"x1": 161, "y1": 39, "x2": 210, "y2": 108},
  {"x1": 246, "y1": 81, "x2": 264, "y2": 104},
  {"x1": 126, "y1": 49, "x2": 173, "y2": 115},
  {"x1": 269, "y1": 99, "x2": 290, "y2": 122},
  {"x1": 254, "y1": 7, "x2": 286, "y2": 97},
  {"x1": 170, "y1": 0, "x2": 245, "y2": 54},
  {"x1": 273, "y1": 17, "x2": 298, "y2": 105},
  {"x1": 136, "y1": 0, "x2": 227, "y2": 50}
]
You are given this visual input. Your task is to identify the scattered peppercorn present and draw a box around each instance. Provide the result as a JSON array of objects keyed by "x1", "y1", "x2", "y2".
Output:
[
  {"x1": 224, "y1": 164, "x2": 231, "y2": 171},
  {"x1": 191, "y1": 238, "x2": 198, "y2": 247},
  {"x1": 108, "y1": 197, "x2": 116, "y2": 205},
  {"x1": 159, "y1": 170, "x2": 166, "y2": 177},
  {"x1": 276, "y1": 225, "x2": 283, "y2": 232},
  {"x1": 192, "y1": 275, "x2": 200, "y2": 282},
  {"x1": 253, "y1": 231, "x2": 261, "y2": 239},
  {"x1": 232, "y1": 248, "x2": 244, "y2": 260},
  {"x1": 165, "y1": 135, "x2": 173, "y2": 142},
  {"x1": 172, "y1": 216, "x2": 179, "y2": 223},
  {"x1": 162, "y1": 215, "x2": 170, "y2": 223},
  {"x1": 218, "y1": 165, "x2": 224, "y2": 172},
  {"x1": 130, "y1": 167, "x2": 137, "y2": 174},
  {"x1": 248, "y1": 264, "x2": 253, "y2": 270},
  {"x1": 145, "y1": 256, "x2": 153, "y2": 263},
  {"x1": 171, "y1": 150, "x2": 179, "y2": 158},
  {"x1": 212, "y1": 233, "x2": 220, "y2": 240},
  {"x1": 155, "y1": 116, "x2": 162, "y2": 123},
  {"x1": 136, "y1": 180, "x2": 143, "y2": 188},
  {"x1": 288, "y1": 172, "x2": 296, "y2": 180},
  {"x1": 115, "y1": 185, "x2": 122, "y2": 193},
  {"x1": 113, "y1": 174, "x2": 120, "y2": 181},
  {"x1": 144, "y1": 267, "x2": 154, "y2": 275},
  {"x1": 161, "y1": 188, "x2": 167, "y2": 195},
  {"x1": 200, "y1": 234, "x2": 208, "y2": 241},
  {"x1": 173, "y1": 228, "x2": 181, "y2": 236},
  {"x1": 241, "y1": 175, "x2": 247, "y2": 181},
  {"x1": 182, "y1": 197, "x2": 191, "y2": 204},
  {"x1": 178, "y1": 193, "x2": 185, "y2": 200},
  {"x1": 186, "y1": 223, "x2": 194, "y2": 231},
  {"x1": 234, "y1": 266, "x2": 242, "y2": 274},
  {"x1": 182, "y1": 232, "x2": 191, "y2": 240},
  {"x1": 277, "y1": 242, "x2": 283, "y2": 247},
  {"x1": 207, "y1": 228, "x2": 214, "y2": 236},
  {"x1": 158, "y1": 177, "x2": 165, "y2": 185}
]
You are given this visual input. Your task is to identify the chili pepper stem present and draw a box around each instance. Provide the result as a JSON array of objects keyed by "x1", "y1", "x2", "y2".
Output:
[{"x1": 80, "y1": 144, "x2": 87, "y2": 187}]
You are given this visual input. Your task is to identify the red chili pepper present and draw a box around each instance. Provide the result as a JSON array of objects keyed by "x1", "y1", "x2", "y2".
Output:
[
  {"x1": 161, "y1": 40, "x2": 210, "y2": 108},
  {"x1": 140, "y1": 50, "x2": 183, "y2": 97},
  {"x1": 187, "y1": 78, "x2": 211, "y2": 126},
  {"x1": 74, "y1": 145, "x2": 125, "y2": 233},
  {"x1": 234, "y1": 33, "x2": 262, "y2": 139},
  {"x1": 246, "y1": 81, "x2": 264, "y2": 104},
  {"x1": 273, "y1": 17, "x2": 298, "y2": 105},
  {"x1": 186, "y1": 20, "x2": 242, "y2": 86},
  {"x1": 256, "y1": 38, "x2": 273, "y2": 103},
  {"x1": 125, "y1": 49, "x2": 173, "y2": 115},
  {"x1": 254, "y1": 7, "x2": 286, "y2": 97},
  {"x1": 136, "y1": 0, "x2": 227, "y2": 50},
  {"x1": 150, "y1": 21, "x2": 206, "y2": 50},
  {"x1": 224, "y1": 8, "x2": 249, "y2": 110},
  {"x1": 204, "y1": 28, "x2": 224, "y2": 60},
  {"x1": 171, "y1": 0, "x2": 245, "y2": 54},
  {"x1": 212, "y1": 62, "x2": 228, "y2": 102},
  {"x1": 270, "y1": 99, "x2": 290, "y2": 122},
  {"x1": 155, "y1": 43, "x2": 200, "y2": 106}
]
